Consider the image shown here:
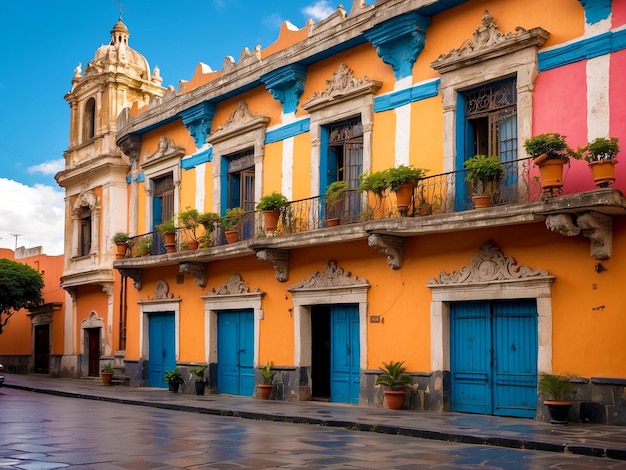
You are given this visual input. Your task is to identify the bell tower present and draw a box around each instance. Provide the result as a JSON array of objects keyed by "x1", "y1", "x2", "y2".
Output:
[{"x1": 54, "y1": 18, "x2": 164, "y2": 378}]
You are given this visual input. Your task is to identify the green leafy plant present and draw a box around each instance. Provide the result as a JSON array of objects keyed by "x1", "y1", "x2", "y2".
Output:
[
  {"x1": 386, "y1": 165, "x2": 428, "y2": 191},
  {"x1": 325, "y1": 180, "x2": 349, "y2": 218},
  {"x1": 538, "y1": 373, "x2": 574, "y2": 401},
  {"x1": 524, "y1": 133, "x2": 572, "y2": 161},
  {"x1": 164, "y1": 368, "x2": 185, "y2": 385},
  {"x1": 256, "y1": 192, "x2": 289, "y2": 211},
  {"x1": 178, "y1": 207, "x2": 202, "y2": 242},
  {"x1": 101, "y1": 363, "x2": 113, "y2": 373},
  {"x1": 220, "y1": 207, "x2": 245, "y2": 231},
  {"x1": 358, "y1": 170, "x2": 388, "y2": 197},
  {"x1": 198, "y1": 212, "x2": 220, "y2": 232},
  {"x1": 192, "y1": 364, "x2": 208, "y2": 383},
  {"x1": 574, "y1": 136, "x2": 620, "y2": 162},
  {"x1": 157, "y1": 217, "x2": 177, "y2": 235},
  {"x1": 260, "y1": 361, "x2": 273, "y2": 385},
  {"x1": 375, "y1": 360, "x2": 412, "y2": 391},
  {"x1": 464, "y1": 154, "x2": 504, "y2": 195},
  {"x1": 112, "y1": 232, "x2": 130, "y2": 243},
  {"x1": 134, "y1": 236, "x2": 152, "y2": 257}
]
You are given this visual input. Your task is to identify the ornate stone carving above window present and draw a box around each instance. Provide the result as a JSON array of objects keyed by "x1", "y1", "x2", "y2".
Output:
[
  {"x1": 428, "y1": 241, "x2": 552, "y2": 286},
  {"x1": 290, "y1": 260, "x2": 368, "y2": 291},
  {"x1": 302, "y1": 64, "x2": 382, "y2": 113},
  {"x1": 139, "y1": 280, "x2": 181, "y2": 304},
  {"x1": 142, "y1": 137, "x2": 185, "y2": 169},
  {"x1": 432, "y1": 10, "x2": 549, "y2": 74},
  {"x1": 207, "y1": 273, "x2": 261, "y2": 296},
  {"x1": 207, "y1": 101, "x2": 270, "y2": 145}
]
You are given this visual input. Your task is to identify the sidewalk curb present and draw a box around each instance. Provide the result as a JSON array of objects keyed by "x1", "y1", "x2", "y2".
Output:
[{"x1": 6, "y1": 383, "x2": 626, "y2": 460}]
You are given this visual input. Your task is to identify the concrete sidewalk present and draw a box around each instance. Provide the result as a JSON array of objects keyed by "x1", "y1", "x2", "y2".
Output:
[{"x1": 4, "y1": 373, "x2": 626, "y2": 461}]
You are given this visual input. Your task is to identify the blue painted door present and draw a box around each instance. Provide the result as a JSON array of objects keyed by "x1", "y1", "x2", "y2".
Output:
[
  {"x1": 451, "y1": 300, "x2": 537, "y2": 418},
  {"x1": 217, "y1": 310, "x2": 254, "y2": 396},
  {"x1": 147, "y1": 313, "x2": 175, "y2": 388},
  {"x1": 330, "y1": 305, "x2": 360, "y2": 404}
]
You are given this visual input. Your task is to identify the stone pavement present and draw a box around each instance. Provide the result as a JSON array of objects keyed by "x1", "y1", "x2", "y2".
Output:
[{"x1": 4, "y1": 373, "x2": 626, "y2": 461}]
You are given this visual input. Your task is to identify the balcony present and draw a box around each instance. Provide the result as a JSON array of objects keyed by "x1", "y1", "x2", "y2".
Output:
[{"x1": 114, "y1": 158, "x2": 626, "y2": 282}]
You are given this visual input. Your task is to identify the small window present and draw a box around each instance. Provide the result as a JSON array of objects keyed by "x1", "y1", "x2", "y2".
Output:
[
  {"x1": 227, "y1": 148, "x2": 255, "y2": 211},
  {"x1": 79, "y1": 206, "x2": 91, "y2": 256},
  {"x1": 83, "y1": 98, "x2": 96, "y2": 141}
]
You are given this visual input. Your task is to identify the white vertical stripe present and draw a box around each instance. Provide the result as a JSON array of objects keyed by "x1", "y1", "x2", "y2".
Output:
[
  {"x1": 587, "y1": 55, "x2": 610, "y2": 140},
  {"x1": 394, "y1": 77, "x2": 413, "y2": 166}
]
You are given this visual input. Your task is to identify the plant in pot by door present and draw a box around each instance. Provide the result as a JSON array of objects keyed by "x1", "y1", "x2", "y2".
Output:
[
  {"x1": 358, "y1": 170, "x2": 388, "y2": 216},
  {"x1": 324, "y1": 181, "x2": 349, "y2": 226},
  {"x1": 101, "y1": 363, "x2": 114, "y2": 385},
  {"x1": 164, "y1": 368, "x2": 185, "y2": 393},
  {"x1": 464, "y1": 155, "x2": 504, "y2": 208},
  {"x1": 112, "y1": 232, "x2": 129, "y2": 259},
  {"x1": 191, "y1": 364, "x2": 208, "y2": 396},
  {"x1": 538, "y1": 373, "x2": 575, "y2": 424},
  {"x1": 178, "y1": 207, "x2": 202, "y2": 250},
  {"x1": 375, "y1": 360, "x2": 412, "y2": 410},
  {"x1": 523, "y1": 133, "x2": 572, "y2": 193},
  {"x1": 221, "y1": 207, "x2": 245, "y2": 243},
  {"x1": 157, "y1": 217, "x2": 177, "y2": 253},
  {"x1": 256, "y1": 192, "x2": 289, "y2": 235},
  {"x1": 257, "y1": 361, "x2": 273, "y2": 400},
  {"x1": 573, "y1": 136, "x2": 620, "y2": 187},
  {"x1": 386, "y1": 165, "x2": 428, "y2": 214}
]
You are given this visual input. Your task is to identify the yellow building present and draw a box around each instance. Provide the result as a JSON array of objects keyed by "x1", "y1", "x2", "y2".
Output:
[{"x1": 61, "y1": 1, "x2": 626, "y2": 424}]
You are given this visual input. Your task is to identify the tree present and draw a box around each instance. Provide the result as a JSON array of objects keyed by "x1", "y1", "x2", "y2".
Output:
[{"x1": 0, "y1": 258, "x2": 44, "y2": 335}]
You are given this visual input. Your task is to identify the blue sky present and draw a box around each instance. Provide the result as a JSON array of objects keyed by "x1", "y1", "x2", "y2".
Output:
[{"x1": 0, "y1": 0, "x2": 336, "y2": 254}]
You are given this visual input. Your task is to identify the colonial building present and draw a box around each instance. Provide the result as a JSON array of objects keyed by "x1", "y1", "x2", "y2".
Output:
[
  {"x1": 0, "y1": 248, "x2": 64, "y2": 374},
  {"x1": 58, "y1": 0, "x2": 626, "y2": 424}
]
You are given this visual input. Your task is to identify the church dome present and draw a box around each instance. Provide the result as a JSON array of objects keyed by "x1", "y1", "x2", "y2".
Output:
[{"x1": 84, "y1": 19, "x2": 152, "y2": 81}]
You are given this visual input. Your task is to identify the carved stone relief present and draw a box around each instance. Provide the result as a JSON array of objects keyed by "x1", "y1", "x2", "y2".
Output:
[
  {"x1": 290, "y1": 260, "x2": 367, "y2": 290},
  {"x1": 209, "y1": 273, "x2": 260, "y2": 296},
  {"x1": 428, "y1": 241, "x2": 551, "y2": 285}
]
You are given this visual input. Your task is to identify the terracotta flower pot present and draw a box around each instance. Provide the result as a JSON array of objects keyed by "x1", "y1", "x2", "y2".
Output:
[
  {"x1": 225, "y1": 230, "x2": 239, "y2": 244},
  {"x1": 326, "y1": 218, "x2": 340, "y2": 227},
  {"x1": 101, "y1": 372, "x2": 113, "y2": 385},
  {"x1": 395, "y1": 183, "x2": 415, "y2": 212},
  {"x1": 535, "y1": 156, "x2": 565, "y2": 190},
  {"x1": 263, "y1": 210, "x2": 280, "y2": 234},
  {"x1": 383, "y1": 390, "x2": 406, "y2": 410},
  {"x1": 163, "y1": 232, "x2": 176, "y2": 253},
  {"x1": 544, "y1": 400, "x2": 572, "y2": 424},
  {"x1": 589, "y1": 160, "x2": 618, "y2": 187},
  {"x1": 257, "y1": 384, "x2": 273, "y2": 400},
  {"x1": 114, "y1": 242, "x2": 127, "y2": 259},
  {"x1": 472, "y1": 194, "x2": 493, "y2": 208}
]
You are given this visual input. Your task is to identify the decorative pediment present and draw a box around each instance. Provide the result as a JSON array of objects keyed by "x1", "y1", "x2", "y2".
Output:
[
  {"x1": 147, "y1": 281, "x2": 178, "y2": 301},
  {"x1": 144, "y1": 137, "x2": 185, "y2": 163},
  {"x1": 207, "y1": 101, "x2": 270, "y2": 145},
  {"x1": 81, "y1": 311, "x2": 104, "y2": 329},
  {"x1": 302, "y1": 64, "x2": 382, "y2": 112},
  {"x1": 431, "y1": 10, "x2": 549, "y2": 74},
  {"x1": 428, "y1": 241, "x2": 551, "y2": 285},
  {"x1": 208, "y1": 273, "x2": 260, "y2": 296},
  {"x1": 73, "y1": 189, "x2": 98, "y2": 211},
  {"x1": 290, "y1": 260, "x2": 368, "y2": 290}
]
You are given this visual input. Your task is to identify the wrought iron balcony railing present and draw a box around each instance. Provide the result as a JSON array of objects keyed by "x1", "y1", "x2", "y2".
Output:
[{"x1": 125, "y1": 157, "x2": 541, "y2": 256}]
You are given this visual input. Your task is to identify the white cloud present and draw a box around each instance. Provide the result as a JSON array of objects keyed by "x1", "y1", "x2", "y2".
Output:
[
  {"x1": 0, "y1": 178, "x2": 65, "y2": 255},
  {"x1": 302, "y1": 1, "x2": 335, "y2": 21},
  {"x1": 27, "y1": 159, "x2": 64, "y2": 176}
]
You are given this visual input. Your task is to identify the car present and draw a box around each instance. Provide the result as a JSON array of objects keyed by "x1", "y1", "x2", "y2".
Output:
[{"x1": 0, "y1": 363, "x2": 4, "y2": 387}]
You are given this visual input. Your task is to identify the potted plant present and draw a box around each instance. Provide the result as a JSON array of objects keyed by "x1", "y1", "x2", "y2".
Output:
[
  {"x1": 256, "y1": 192, "x2": 289, "y2": 235},
  {"x1": 221, "y1": 207, "x2": 245, "y2": 243},
  {"x1": 375, "y1": 360, "x2": 412, "y2": 410},
  {"x1": 164, "y1": 368, "x2": 185, "y2": 393},
  {"x1": 464, "y1": 155, "x2": 504, "y2": 208},
  {"x1": 574, "y1": 136, "x2": 620, "y2": 187},
  {"x1": 112, "y1": 232, "x2": 129, "y2": 259},
  {"x1": 386, "y1": 165, "x2": 428, "y2": 213},
  {"x1": 157, "y1": 217, "x2": 177, "y2": 253},
  {"x1": 198, "y1": 211, "x2": 219, "y2": 248},
  {"x1": 134, "y1": 236, "x2": 152, "y2": 257},
  {"x1": 101, "y1": 363, "x2": 114, "y2": 385},
  {"x1": 524, "y1": 133, "x2": 572, "y2": 191},
  {"x1": 538, "y1": 373, "x2": 575, "y2": 424},
  {"x1": 178, "y1": 207, "x2": 202, "y2": 250},
  {"x1": 257, "y1": 361, "x2": 273, "y2": 400},
  {"x1": 324, "y1": 180, "x2": 349, "y2": 226},
  {"x1": 191, "y1": 363, "x2": 208, "y2": 396}
]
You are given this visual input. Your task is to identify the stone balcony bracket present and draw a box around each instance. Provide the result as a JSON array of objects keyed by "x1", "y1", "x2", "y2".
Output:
[
  {"x1": 545, "y1": 212, "x2": 613, "y2": 260},
  {"x1": 368, "y1": 233, "x2": 406, "y2": 270},
  {"x1": 179, "y1": 262, "x2": 208, "y2": 288},
  {"x1": 119, "y1": 268, "x2": 143, "y2": 290},
  {"x1": 255, "y1": 249, "x2": 289, "y2": 282}
]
